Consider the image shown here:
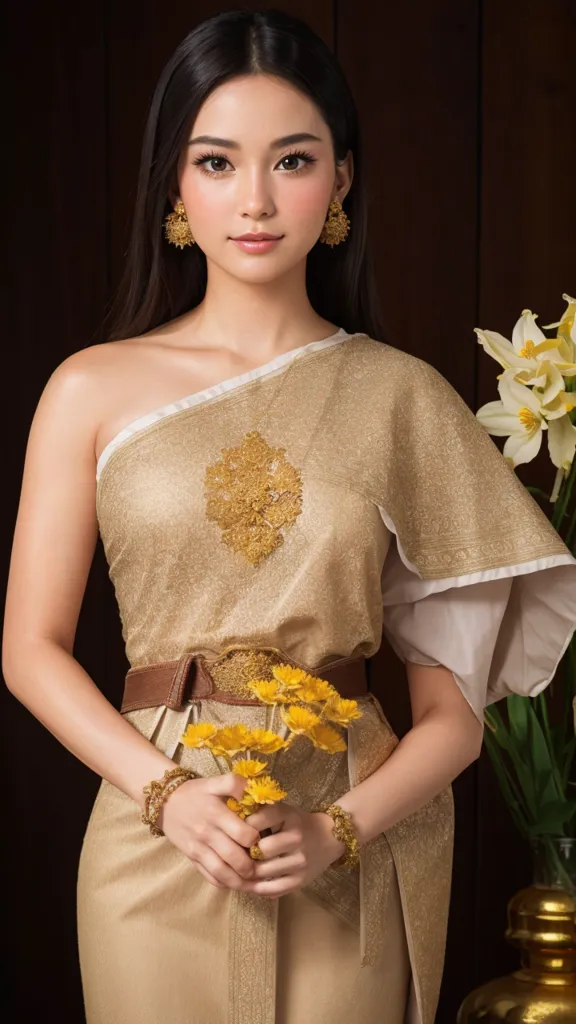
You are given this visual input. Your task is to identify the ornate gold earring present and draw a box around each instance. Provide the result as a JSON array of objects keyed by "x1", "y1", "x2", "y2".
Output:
[
  {"x1": 319, "y1": 198, "x2": 351, "y2": 247},
  {"x1": 164, "y1": 200, "x2": 196, "y2": 248}
]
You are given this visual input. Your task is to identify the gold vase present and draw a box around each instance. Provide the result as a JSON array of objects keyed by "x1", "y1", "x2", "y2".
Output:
[{"x1": 458, "y1": 837, "x2": 576, "y2": 1023}]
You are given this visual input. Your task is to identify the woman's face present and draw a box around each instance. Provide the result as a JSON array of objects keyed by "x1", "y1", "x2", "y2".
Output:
[{"x1": 174, "y1": 73, "x2": 353, "y2": 283}]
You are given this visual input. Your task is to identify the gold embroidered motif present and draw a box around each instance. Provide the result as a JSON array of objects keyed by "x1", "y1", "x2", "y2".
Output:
[
  {"x1": 208, "y1": 647, "x2": 284, "y2": 698},
  {"x1": 204, "y1": 430, "x2": 303, "y2": 565}
]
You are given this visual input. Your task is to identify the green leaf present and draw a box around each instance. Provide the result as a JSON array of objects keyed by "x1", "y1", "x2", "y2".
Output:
[
  {"x1": 525, "y1": 486, "x2": 551, "y2": 503},
  {"x1": 527, "y1": 701, "x2": 565, "y2": 808},
  {"x1": 525, "y1": 799, "x2": 576, "y2": 837},
  {"x1": 482, "y1": 727, "x2": 530, "y2": 837}
]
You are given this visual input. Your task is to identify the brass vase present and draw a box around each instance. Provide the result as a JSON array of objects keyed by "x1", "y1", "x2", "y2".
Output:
[{"x1": 458, "y1": 837, "x2": 576, "y2": 1023}]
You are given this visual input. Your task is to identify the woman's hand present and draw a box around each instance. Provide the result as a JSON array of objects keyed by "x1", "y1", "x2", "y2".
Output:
[
  {"x1": 158, "y1": 771, "x2": 262, "y2": 890},
  {"x1": 241, "y1": 801, "x2": 347, "y2": 899}
]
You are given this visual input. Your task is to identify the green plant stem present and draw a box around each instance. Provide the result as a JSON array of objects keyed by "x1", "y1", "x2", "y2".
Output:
[
  {"x1": 565, "y1": 505, "x2": 576, "y2": 552},
  {"x1": 538, "y1": 837, "x2": 576, "y2": 895},
  {"x1": 535, "y1": 691, "x2": 566, "y2": 796},
  {"x1": 209, "y1": 749, "x2": 225, "y2": 775},
  {"x1": 553, "y1": 456, "x2": 576, "y2": 536},
  {"x1": 482, "y1": 727, "x2": 530, "y2": 837}
]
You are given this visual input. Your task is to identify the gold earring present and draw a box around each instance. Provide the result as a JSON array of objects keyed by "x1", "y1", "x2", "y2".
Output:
[
  {"x1": 164, "y1": 200, "x2": 195, "y2": 248},
  {"x1": 319, "y1": 198, "x2": 351, "y2": 247}
]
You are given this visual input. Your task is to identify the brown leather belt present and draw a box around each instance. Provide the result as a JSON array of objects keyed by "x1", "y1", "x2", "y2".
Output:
[{"x1": 121, "y1": 645, "x2": 368, "y2": 713}]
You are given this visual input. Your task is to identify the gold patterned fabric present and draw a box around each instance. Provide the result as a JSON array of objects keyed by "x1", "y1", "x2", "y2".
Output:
[{"x1": 78, "y1": 332, "x2": 576, "y2": 1024}]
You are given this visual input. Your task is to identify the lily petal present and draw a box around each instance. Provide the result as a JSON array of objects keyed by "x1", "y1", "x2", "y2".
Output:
[
  {"x1": 547, "y1": 414, "x2": 576, "y2": 472},
  {"x1": 498, "y1": 369, "x2": 543, "y2": 415},
  {"x1": 474, "y1": 328, "x2": 533, "y2": 370},
  {"x1": 503, "y1": 426, "x2": 543, "y2": 467},
  {"x1": 539, "y1": 360, "x2": 566, "y2": 406},
  {"x1": 512, "y1": 309, "x2": 547, "y2": 355},
  {"x1": 476, "y1": 402, "x2": 521, "y2": 436}
]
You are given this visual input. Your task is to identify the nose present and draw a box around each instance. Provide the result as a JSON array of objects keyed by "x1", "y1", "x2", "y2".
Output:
[{"x1": 237, "y1": 167, "x2": 276, "y2": 221}]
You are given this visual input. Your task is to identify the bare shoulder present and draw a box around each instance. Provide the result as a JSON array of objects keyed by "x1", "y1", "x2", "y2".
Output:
[{"x1": 39, "y1": 337, "x2": 152, "y2": 427}]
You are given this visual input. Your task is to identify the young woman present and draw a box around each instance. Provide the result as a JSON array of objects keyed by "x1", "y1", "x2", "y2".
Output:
[{"x1": 3, "y1": 10, "x2": 575, "y2": 1024}]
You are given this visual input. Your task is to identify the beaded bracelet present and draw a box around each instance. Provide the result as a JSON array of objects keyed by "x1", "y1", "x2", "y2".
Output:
[
  {"x1": 142, "y1": 766, "x2": 197, "y2": 838},
  {"x1": 320, "y1": 802, "x2": 361, "y2": 870}
]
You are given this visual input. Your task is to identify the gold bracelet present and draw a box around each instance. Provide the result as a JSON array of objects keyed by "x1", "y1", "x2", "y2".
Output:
[
  {"x1": 142, "y1": 766, "x2": 197, "y2": 837},
  {"x1": 320, "y1": 802, "x2": 361, "y2": 870}
]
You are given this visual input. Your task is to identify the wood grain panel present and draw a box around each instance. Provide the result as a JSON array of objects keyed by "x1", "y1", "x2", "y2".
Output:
[{"x1": 336, "y1": 4, "x2": 482, "y2": 1017}]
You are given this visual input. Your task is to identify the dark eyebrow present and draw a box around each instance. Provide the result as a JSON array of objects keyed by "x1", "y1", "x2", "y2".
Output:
[{"x1": 187, "y1": 132, "x2": 323, "y2": 149}]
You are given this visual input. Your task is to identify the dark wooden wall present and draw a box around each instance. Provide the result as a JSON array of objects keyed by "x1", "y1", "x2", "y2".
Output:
[{"x1": 3, "y1": 2, "x2": 574, "y2": 1021}]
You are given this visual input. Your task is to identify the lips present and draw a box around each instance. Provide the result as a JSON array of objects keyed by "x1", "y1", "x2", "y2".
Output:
[{"x1": 232, "y1": 233, "x2": 282, "y2": 241}]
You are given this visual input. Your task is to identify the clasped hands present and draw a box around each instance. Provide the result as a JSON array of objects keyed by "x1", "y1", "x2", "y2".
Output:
[
  {"x1": 161, "y1": 771, "x2": 347, "y2": 897},
  {"x1": 240, "y1": 799, "x2": 346, "y2": 898}
]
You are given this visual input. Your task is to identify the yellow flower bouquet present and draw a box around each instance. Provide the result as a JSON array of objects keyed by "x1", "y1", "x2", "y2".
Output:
[{"x1": 180, "y1": 664, "x2": 363, "y2": 857}]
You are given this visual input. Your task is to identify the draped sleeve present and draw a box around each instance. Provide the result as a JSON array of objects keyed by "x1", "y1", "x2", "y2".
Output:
[{"x1": 373, "y1": 356, "x2": 576, "y2": 724}]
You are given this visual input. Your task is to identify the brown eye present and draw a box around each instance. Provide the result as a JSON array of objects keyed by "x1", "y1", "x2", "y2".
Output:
[
  {"x1": 193, "y1": 152, "x2": 231, "y2": 176},
  {"x1": 280, "y1": 155, "x2": 301, "y2": 171},
  {"x1": 277, "y1": 150, "x2": 317, "y2": 174}
]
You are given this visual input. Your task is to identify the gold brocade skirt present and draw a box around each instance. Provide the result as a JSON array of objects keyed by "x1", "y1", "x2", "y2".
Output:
[{"x1": 76, "y1": 694, "x2": 454, "y2": 1024}]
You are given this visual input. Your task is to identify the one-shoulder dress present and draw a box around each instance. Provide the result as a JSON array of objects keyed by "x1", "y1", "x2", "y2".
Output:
[{"x1": 76, "y1": 327, "x2": 576, "y2": 1024}]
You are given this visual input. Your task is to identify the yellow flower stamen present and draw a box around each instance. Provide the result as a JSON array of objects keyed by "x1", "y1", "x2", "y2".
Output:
[
  {"x1": 517, "y1": 407, "x2": 540, "y2": 432},
  {"x1": 519, "y1": 340, "x2": 537, "y2": 358}
]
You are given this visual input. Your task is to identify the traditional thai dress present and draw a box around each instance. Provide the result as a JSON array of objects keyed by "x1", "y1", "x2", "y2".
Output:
[{"x1": 76, "y1": 327, "x2": 576, "y2": 1024}]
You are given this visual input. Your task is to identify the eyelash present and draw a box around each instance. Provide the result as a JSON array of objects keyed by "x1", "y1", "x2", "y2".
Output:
[{"x1": 192, "y1": 148, "x2": 317, "y2": 177}]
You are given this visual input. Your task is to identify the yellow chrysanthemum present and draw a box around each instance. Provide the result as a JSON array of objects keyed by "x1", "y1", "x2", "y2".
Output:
[
  {"x1": 245, "y1": 775, "x2": 288, "y2": 805},
  {"x1": 323, "y1": 697, "x2": 364, "y2": 726},
  {"x1": 247, "y1": 679, "x2": 291, "y2": 704},
  {"x1": 245, "y1": 728, "x2": 288, "y2": 754},
  {"x1": 232, "y1": 758, "x2": 269, "y2": 778},
  {"x1": 226, "y1": 797, "x2": 248, "y2": 818},
  {"x1": 181, "y1": 722, "x2": 219, "y2": 748},
  {"x1": 307, "y1": 723, "x2": 347, "y2": 753},
  {"x1": 294, "y1": 678, "x2": 340, "y2": 703},
  {"x1": 206, "y1": 724, "x2": 252, "y2": 756},
  {"x1": 280, "y1": 705, "x2": 321, "y2": 734},
  {"x1": 271, "y1": 665, "x2": 310, "y2": 691}
]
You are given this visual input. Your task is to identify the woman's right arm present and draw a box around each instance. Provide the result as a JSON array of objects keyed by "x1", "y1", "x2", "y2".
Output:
[{"x1": 2, "y1": 350, "x2": 259, "y2": 889}]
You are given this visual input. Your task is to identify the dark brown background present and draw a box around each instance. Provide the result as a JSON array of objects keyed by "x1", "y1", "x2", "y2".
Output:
[{"x1": 2, "y1": 1, "x2": 574, "y2": 1021}]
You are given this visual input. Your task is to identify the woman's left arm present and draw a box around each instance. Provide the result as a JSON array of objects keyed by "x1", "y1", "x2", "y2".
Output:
[
  {"x1": 335, "y1": 661, "x2": 483, "y2": 843},
  {"x1": 243, "y1": 662, "x2": 483, "y2": 897}
]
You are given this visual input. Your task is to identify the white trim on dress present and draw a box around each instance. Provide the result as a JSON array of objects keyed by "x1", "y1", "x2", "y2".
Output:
[{"x1": 96, "y1": 327, "x2": 352, "y2": 482}]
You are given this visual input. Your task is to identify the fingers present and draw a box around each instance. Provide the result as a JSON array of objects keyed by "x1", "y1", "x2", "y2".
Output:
[
  {"x1": 247, "y1": 874, "x2": 304, "y2": 898},
  {"x1": 195, "y1": 862, "x2": 226, "y2": 889},
  {"x1": 245, "y1": 803, "x2": 286, "y2": 832},
  {"x1": 251, "y1": 852, "x2": 306, "y2": 881},
  {"x1": 194, "y1": 845, "x2": 251, "y2": 891},
  {"x1": 218, "y1": 804, "x2": 261, "y2": 848},
  {"x1": 209, "y1": 828, "x2": 257, "y2": 881},
  {"x1": 208, "y1": 771, "x2": 248, "y2": 802},
  {"x1": 257, "y1": 829, "x2": 299, "y2": 859}
]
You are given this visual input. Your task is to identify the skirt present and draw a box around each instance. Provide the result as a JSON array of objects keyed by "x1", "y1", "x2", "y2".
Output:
[{"x1": 76, "y1": 694, "x2": 453, "y2": 1024}]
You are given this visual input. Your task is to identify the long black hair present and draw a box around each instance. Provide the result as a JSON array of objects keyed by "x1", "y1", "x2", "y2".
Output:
[{"x1": 105, "y1": 8, "x2": 388, "y2": 343}]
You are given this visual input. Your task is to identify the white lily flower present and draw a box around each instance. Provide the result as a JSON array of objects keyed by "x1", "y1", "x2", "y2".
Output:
[
  {"x1": 541, "y1": 292, "x2": 576, "y2": 374},
  {"x1": 476, "y1": 368, "x2": 576, "y2": 470},
  {"x1": 475, "y1": 308, "x2": 562, "y2": 374}
]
